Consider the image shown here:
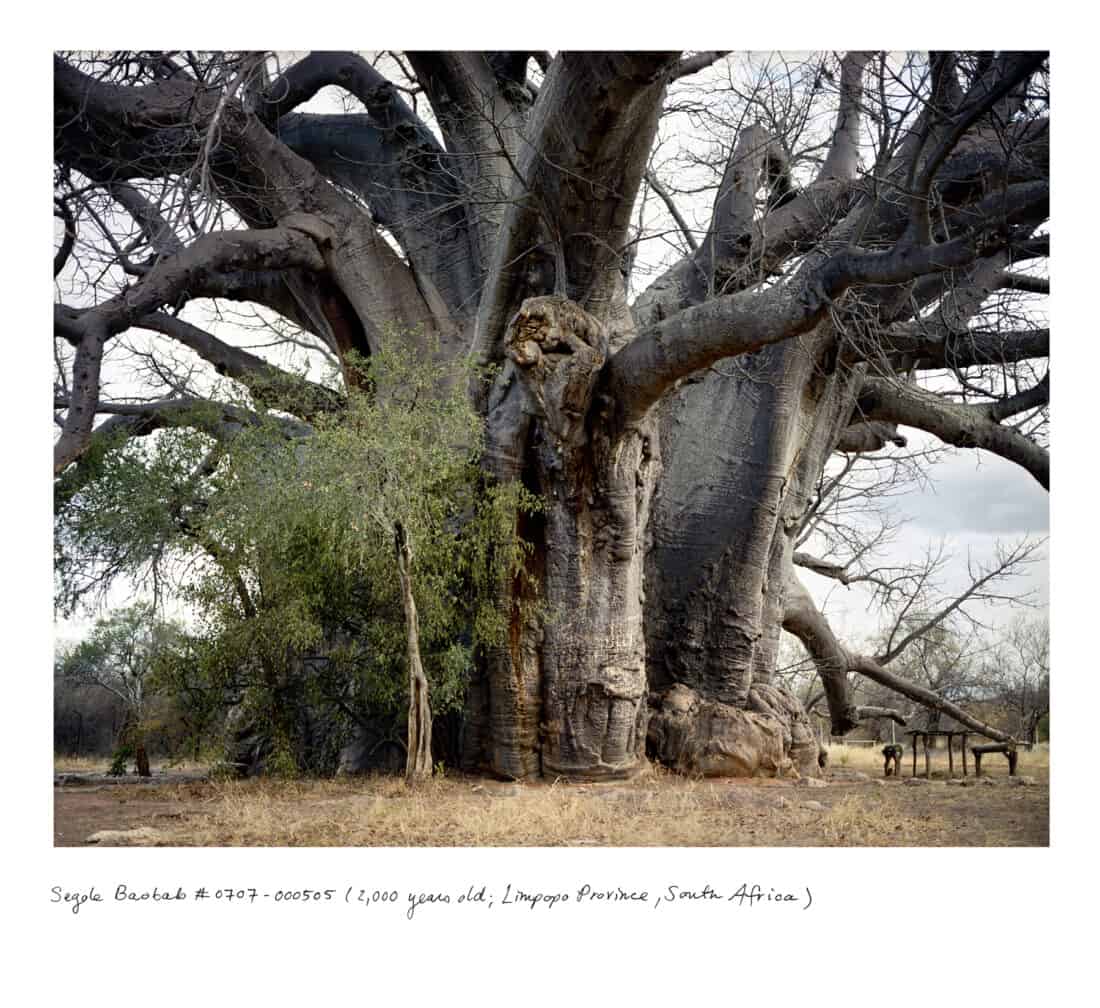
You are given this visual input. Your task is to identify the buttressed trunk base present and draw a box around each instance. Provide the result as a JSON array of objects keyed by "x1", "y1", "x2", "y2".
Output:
[{"x1": 647, "y1": 682, "x2": 820, "y2": 778}]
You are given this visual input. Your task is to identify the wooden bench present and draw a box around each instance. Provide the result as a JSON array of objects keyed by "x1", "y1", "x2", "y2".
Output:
[{"x1": 971, "y1": 741, "x2": 1018, "y2": 777}]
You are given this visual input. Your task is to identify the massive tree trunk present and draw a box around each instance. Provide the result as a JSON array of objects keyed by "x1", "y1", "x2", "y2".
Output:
[
  {"x1": 643, "y1": 331, "x2": 862, "y2": 777},
  {"x1": 463, "y1": 297, "x2": 659, "y2": 780}
]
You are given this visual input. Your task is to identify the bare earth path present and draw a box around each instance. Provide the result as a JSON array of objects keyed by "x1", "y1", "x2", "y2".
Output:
[{"x1": 54, "y1": 763, "x2": 1048, "y2": 847}]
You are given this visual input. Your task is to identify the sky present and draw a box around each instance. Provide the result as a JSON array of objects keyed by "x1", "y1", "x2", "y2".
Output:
[{"x1": 802, "y1": 432, "x2": 1049, "y2": 647}]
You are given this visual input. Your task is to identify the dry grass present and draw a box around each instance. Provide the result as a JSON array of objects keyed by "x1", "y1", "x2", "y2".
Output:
[
  {"x1": 54, "y1": 754, "x2": 210, "y2": 774},
  {"x1": 53, "y1": 754, "x2": 110, "y2": 773},
  {"x1": 180, "y1": 772, "x2": 757, "y2": 847},
  {"x1": 54, "y1": 744, "x2": 1049, "y2": 847},
  {"x1": 59, "y1": 758, "x2": 1043, "y2": 847}
]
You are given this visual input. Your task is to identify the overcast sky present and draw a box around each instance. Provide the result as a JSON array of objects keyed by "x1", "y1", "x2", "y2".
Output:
[
  {"x1": 802, "y1": 431, "x2": 1048, "y2": 647},
  {"x1": 52, "y1": 52, "x2": 1049, "y2": 651}
]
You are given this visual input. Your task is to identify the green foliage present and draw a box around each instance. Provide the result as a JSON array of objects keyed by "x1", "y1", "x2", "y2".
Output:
[
  {"x1": 55, "y1": 336, "x2": 540, "y2": 775},
  {"x1": 55, "y1": 423, "x2": 215, "y2": 615},
  {"x1": 56, "y1": 603, "x2": 186, "y2": 701},
  {"x1": 107, "y1": 749, "x2": 130, "y2": 777},
  {"x1": 56, "y1": 603, "x2": 187, "y2": 769}
]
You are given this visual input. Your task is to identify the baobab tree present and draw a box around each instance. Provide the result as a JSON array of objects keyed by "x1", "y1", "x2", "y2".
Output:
[{"x1": 54, "y1": 51, "x2": 1049, "y2": 780}]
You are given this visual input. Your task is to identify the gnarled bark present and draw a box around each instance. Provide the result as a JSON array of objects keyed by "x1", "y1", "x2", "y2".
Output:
[{"x1": 468, "y1": 297, "x2": 658, "y2": 780}]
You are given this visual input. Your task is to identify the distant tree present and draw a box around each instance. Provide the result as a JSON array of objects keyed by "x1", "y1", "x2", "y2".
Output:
[
  {"x1": 785, "y1": 534, "x2": 1042, "y2": 740},
  {"x1": 56, "y1": 604, "x2": 184, "y2": 775},
  {"x1": 988, "y1": 616, "x2": 1049, "y2": 743}
]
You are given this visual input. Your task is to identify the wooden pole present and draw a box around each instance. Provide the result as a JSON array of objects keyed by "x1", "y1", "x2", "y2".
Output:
[
  {"x1": 924, "y1": 734, "x2": 931, "y2": 779},
  {"x1": 962, "y1": 733, "x2": 968, "y2": 776},
  {"x1": 912, "y1": 734, "x2": 917, "y2": 778},
  {"x1": 947, "y1": 734, "x2": 954, "y2": 777}
]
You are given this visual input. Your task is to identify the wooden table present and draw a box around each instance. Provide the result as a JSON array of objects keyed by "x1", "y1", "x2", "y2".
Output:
[{"x1": 904, "y1": 729, "x2": 982, "y2": 778}]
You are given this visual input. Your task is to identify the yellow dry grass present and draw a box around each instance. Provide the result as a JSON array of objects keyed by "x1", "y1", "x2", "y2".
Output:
[
  {"x1": 108, "y1": 758, "x2": 1045, "y2": 847},
  {"x1": 55, "y1": 745, "x2": 1049, "y2": 847},
  {"x1": 53, "y1": 754, "x2": 109, "y2": 773},
  {"x1": 54, "y1": 754, "x2": 211, "y2": 774}
]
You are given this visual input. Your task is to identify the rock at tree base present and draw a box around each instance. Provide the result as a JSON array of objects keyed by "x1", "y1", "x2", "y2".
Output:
[{"x1": 646, "y1": 682, "x2": 820, "y2": 778}]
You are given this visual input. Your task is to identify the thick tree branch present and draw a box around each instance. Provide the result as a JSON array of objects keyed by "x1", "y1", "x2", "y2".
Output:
[
  {"x1": 857, "y1": 375, "x2": 1049, "y2": 488},
  {"x1": 57, "y1": 395, "x2": 312, "y2": 440},
  {"x1": 138, "y1": 313, "x2": 344, "y2": 416},
  {"x1": 54, "y1": 198, "x2": 76, "y2": 278},
  {"x1": 259, "y1": 51, "x2": 426, "y2": 130},
  {"x1": 106, "y1": 182, "x2": 184, "y2": 256},
  {"x1": 852, "y1": 656, "x2": 1011, "y2": 742},
  {"x1": 781, "y1": 575, "x2": 860, "y2": 734},
  {"x1": 610, "y1": 207, "x2": 1045, "y2": 429},
  {"x1": 408, "y1": 51, "x2": 529, "y2": 280},
  {"x1": 853, "y1": 705, "x2": 908, "y2": 726},
  {"x1": 474, "y1": 51, "x2": 679, "y2": 376},
  {"x1": 819, "y1": 51, "x2": 873, "y2": 181},
  {"x1": 55, "y1": 55, "x2": 436, "y2": 348},
  {"x1": 782, "y1": 571, "x2": 1011, "y2": 741},
  {"x1": 999, "y1": 272, "x2": 1049, "y2": 296},
  {"x1": 274, "y1": 111, "x2": 475, "y2": 319},
  {"x1": 76, "y1": 223, "x2": 328, "y2": 337},
  {"x1": 670, "y1": 51, "x2": 729, "y2": 81},
  {"x1": 834, "y1": 420, "x2": 908, "y2": 453},
  {"x1": 907, "y1": 52, "x2": 1047, "y2": 243},
  {"x1": 891, "y1": 326, "x2": 1050, "y2": 371},
  {"x1": 54, "y1": 223, "x2": 327, "y2": 474}
]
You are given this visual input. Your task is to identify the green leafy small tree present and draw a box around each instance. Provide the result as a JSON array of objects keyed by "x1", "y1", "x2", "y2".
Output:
[
  {"x1": 217, "y1": 344, "x2": 487, "y2": 779},
  {"x1": 55, "y1": 339, "x2": 538, "y2": 778}
]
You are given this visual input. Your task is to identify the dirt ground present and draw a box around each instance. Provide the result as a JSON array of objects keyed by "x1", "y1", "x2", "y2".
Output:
[{"x1": 54, "y1": 751, "x2": 1049, "y2": 847}]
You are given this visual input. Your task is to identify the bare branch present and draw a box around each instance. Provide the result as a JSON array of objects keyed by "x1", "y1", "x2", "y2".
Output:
[
  {"x1": 644, "y1": 171, "x2": 699, "y2": 253},
  {"x1": 875, "y1": 538, "x2": 1046, "y2": 666},
  {"x1": 858, "y1": 375, "x2": 1049, "y2": 488},
  {"x1": 138, "y1": 313, "x2": 344, "y2": 416},
  {"x1": 54, "y1": 222, "x2": 328, "y2": 474},
  {"x1": 853, "y1": 705, "x2": 908, "y2": 726},
  {"x1": 782, "y1": 570, "x2": 1012, "y2": 741}
]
